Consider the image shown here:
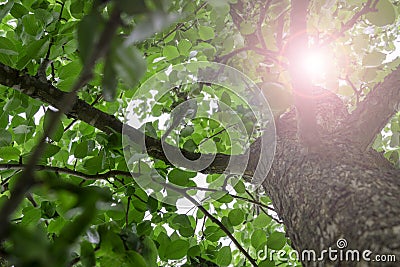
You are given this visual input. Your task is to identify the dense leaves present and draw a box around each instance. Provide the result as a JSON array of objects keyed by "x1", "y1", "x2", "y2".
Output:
[{"x1": 0, "y1": 0, "x2": 399, "y2": 266}]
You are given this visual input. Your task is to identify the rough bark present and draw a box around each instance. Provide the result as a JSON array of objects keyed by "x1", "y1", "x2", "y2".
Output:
[
  {"x1": 263, "y1": 93, "x2": 400, "y2": 266},
  {"x1": 344, "y1": 66, "x2": 400, "y2": 150}
]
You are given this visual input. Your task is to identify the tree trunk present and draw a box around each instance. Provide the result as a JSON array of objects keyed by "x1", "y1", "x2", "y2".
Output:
[{"x1": 263, "y1": 107, "x2": 400, "y2": 266}]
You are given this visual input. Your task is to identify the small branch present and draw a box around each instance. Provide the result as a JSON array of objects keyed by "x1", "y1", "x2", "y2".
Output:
[
  {"x1": 64, "y1": 94, "x2": 103, "y2": 132},
  {"x1": 217, "y1": 46, "x2": 279, "y2": 64},
  {"x1": 155, "y1": 2, "x2": 207, "y2": 45},
  {"x1": 186, "y1": 186, "x2": 275, "y2": 212},
  {"x1": 166, "y1": 184, "x2": 258, "y2": 267},
  {"x1": 229, "y1": 2, "x2": 244, "y2": 30},
  {"x1": 245, "y1": 189, "x2": 282, "y2": 224},
  {"x1": 321, "y1": 0, "x2": 375, "y2": 46},
  {"x1": 0, "y1": 164, "x2": 132, "y2": 180},
  {"x1": 343, "y1": 75, "x2": 362, "y2": 104},
  {"x1": 256, "y1": 0, "x2": 272, "y2": 49},
  {"x1": 198, "y1": 124, "x2": 236, "y2": 146}
]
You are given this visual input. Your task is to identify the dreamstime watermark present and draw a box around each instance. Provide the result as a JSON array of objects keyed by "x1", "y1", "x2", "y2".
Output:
[{"x1": 257, "y1": 238, "x2": 397, "y2": 264}]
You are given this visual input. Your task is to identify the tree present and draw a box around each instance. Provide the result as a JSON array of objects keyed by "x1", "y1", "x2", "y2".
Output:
[{"x1": 0, "y1": 0, "x2": 399, "y2": 266}]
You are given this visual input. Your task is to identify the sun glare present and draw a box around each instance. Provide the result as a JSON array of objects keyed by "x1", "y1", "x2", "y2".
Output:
[{"x1": 301, "y1": 50, "x2": 329, "y2": 78}]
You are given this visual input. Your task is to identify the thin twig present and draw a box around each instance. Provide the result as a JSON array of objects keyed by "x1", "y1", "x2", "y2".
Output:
[
  {"x1": 155, "y1": 2, "x2": 207, "y2": 45},
  {"x1": 343, "y1": 75, "x2": 362, "y2": 104},
  {"x1": 246, "y1": 189, "x2": 282, "y2": 224},
  {"x1": 198, "y1": 124, "x2": 236, "y2": 146},
  {"x1": 186, "y1": 186, "x2": 275, "y2": 212},
  {"x1": 166, "y1": 183, "x2": 258, "y2": 267},
  {"x1": 64, "y1": 94, "x2": 103, "y2": 132},
  {"x1": 0, "y1": 163, "x2": 132, "y2": 180}
]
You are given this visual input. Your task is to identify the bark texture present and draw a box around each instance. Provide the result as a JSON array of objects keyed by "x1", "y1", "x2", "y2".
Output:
[{"x1": 263, "y1": 90, "x2": 400, "y2": 266}]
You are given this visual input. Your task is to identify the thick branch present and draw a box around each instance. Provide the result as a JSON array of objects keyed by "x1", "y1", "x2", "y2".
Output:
[
  {"x1": 0, "y1": 64, "x2": 244, "y2": 174},
  {"x1": 345, "y1": 65, "x2": 400, "y2": 150}
]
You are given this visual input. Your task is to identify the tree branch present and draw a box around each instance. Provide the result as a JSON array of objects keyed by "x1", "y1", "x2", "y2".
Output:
[
  {"x1": 321, "y1": 0, "x2": 376, "y2": 46},
  {"x1": 344, "y1": 65, "x2": 400, "y2": 150},
  {"x1": 0, "y1": 164, "x2": 130, "y2": 180},
  {"x1": 0, "y1": 64, "x2": 243, "y2": 176},
  {"x1": 165, "y1": 183, "x2": 259, "y2": 267}
]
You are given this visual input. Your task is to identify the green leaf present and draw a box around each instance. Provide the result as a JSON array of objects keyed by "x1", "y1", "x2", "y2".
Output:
[
  {"x1": 10, "y1": 3, "x2": 28, "y2": 19},
  {"x1": 0, "y1": 1, "x2": 14, "y2": 21},
  {"x1": 172, "y1": 214, "x2": 192, "y2": 229},
  {"x1": 198, "y1": 26, "x2": 215, "y2": 40},
  {"x1": 228, "y1": 209, "x2": 244, "y2": 226},
  {"x1": 240, "y1": 22, "x2": 255, "y2": 35},
  {"x1": 40, "y1": 201, "x2": 56, "y2": 218},
  {"x1": 216, "y1": 246, "x2": 232, "y2": 266},
  {"x1": 83, "y1": 156, "x2": 104, "y2": 174},
  {"x1": 42, "y1": 143, "x2": 61, "y2": 158},
  {"x1": 47, "y1": 217, "x2": 66, "y2": 234},
  {"x1": 21, "y1": 207, "x2": 41, "y2": 226},
  {"x1": 253, "y1": 213, "x2": 272, "y2": 228},
  {"x1": 0, "y1": 37, "x2": 18, "y2": 56},
  {"x1": 220, "y1": 91, "x2": 231, "y2": 106},
  {"x1": 204, "y1": 225, "x2": 226, "y2": 242},
  {"x1": 114, "y1": 44, "x2": 147, "y2": 87},
  {"x1": 187, "y1": 245, "x2": 201, "y2": 257},
  {"x1": 22, "y1": 14, "x2": 43, "y2": 38},
  {"x1": 70, "y1": 0, "x2": 85, "y2": 19},
  {"x1": 362, "y1": 51, "x2": 386, "y2": 67},
  {"x1": 178, "y1": 39, "x2": 192, "y2": 56},
  {"x1": 233, "y1": 180, "x2": 246, "y2": 193},
  {"x1": 81, "y1": 241, "x2": 96, "y2": 267},
  {"x1": 34, "y1": 8, "x2": 53, "y2": 26},
  {"x1": 267, "y1": 232, "x2": 286, "y2": 250},
  {"x1": 180, "y1": 125, "x2": 194, "y2": 138},
  {"x1": 125, "y1": 251, "x2": 147, "y2": 267},
  {"x1": 168, "y1": 168, "x2": 196, "y2": 186},
  {"x1": 17, "y1": 37, "x2": 50, "y2": 69},
  {"x1": 0, "y1": 146, "x2": 20, "y2": 160},
  {"x1": 215, "y1": 193, "x2": 233, "y2": 203},
  {"x1": 141, "y1": 236, "x2": 158, "y2": 267},
  {"x1": 251, "y1": 229, "x2": 267, "y2": 250},
  {"x1": 165, "y1": 239, "x2": 189, "y2": 260},
  {"x1": 58, "y1": 60, "x2": 82, "y2": 80},
  {"x1": 74, "y1": 141, "x2": 89, "y2": 159},
  {"x1": 4, "y1": 97, "x2": 22, "y2": 111},
  {"x1": 365, "y1": 0, "x2": 395, "y2": 26},
  {"x1": 183, "y1": 139, "x2": 197, "y2": 152},
  {"x1": 162, "y1": 45, "x2": 180, "y2": 60},
  {"x1": 43, "y1": 110, "x2": 64, "y2": 142},
  {"x1": 0, "y1": 129, "x2": 12, "y2": 147}
]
